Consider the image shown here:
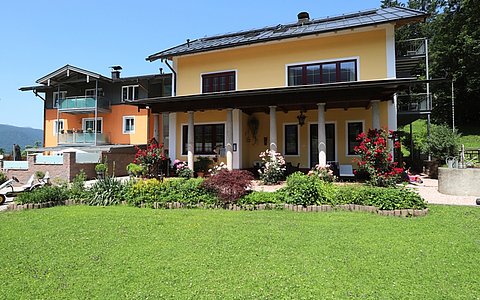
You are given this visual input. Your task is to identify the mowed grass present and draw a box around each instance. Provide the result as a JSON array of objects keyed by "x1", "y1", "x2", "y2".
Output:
[{"x1": 1, "y1": 206, "x2": 479, "y2": 299}]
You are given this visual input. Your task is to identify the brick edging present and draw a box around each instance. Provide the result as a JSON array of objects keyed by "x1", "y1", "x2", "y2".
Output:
[{"x1": 5, "y1": 200, "x2": 429, "y2": 217}]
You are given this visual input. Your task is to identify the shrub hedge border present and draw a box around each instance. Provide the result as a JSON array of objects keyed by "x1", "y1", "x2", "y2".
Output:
[{"x1": 5, "y1": 200, "x2": 429, "y2": 217}]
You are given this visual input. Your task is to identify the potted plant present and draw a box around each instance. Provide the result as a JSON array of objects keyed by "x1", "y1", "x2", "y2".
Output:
[
  {"x1": 126, "y1": 163, "x2": 143, "y2": 177},
  {"x1": 194, "y1": 156, "x2": 213, "y2": 177},
  {"x1": 95, "y1": 163, "x2": 107, "y2": 179}
]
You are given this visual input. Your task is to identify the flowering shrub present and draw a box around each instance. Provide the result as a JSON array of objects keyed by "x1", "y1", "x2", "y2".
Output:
[
  {"x1": 208, "y1": 162, "x2": 228, "y2": 176},
  {"x1": 202, "y1": 169, "x2": 254, "y2": 204},
  {"x1": 173, "y1": 159, "x2": 193, "y2": 179},
  {"x1": 258, "y1": 149, "x2": 286, "y2": 185},
  {"x1": 308, "y1": 164, "x2": 336, "y2": 182},
  {"x1": 134, "y1": 139, "x2": 167, "y2": 178},
  {"x1": 354, "y1": 128, "x2": 403, "y2": 187}
]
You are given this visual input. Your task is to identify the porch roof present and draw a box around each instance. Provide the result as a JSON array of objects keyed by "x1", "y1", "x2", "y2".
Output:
[{"x1": 132, "y1": 78, "x2": 426, "y2": 113}]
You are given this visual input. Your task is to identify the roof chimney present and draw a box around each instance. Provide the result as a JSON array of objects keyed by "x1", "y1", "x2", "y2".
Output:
[
  {"x1": 297, "y1": 11, "x2": 310, "y2": 24},
  {"x1": 110, "y1": 66, "x2": 122, "y2": 79}
]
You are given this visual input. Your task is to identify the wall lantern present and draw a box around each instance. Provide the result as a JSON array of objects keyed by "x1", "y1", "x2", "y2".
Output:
[{"x1": 297, "y1": 110, "x2": 307, "y2": 126}]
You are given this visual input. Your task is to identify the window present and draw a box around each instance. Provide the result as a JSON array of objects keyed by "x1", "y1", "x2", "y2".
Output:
[
  {"x1": 284, "y1": 124, "x2": 299, "y2": 155},
  {"x1": 288, "y1": 60, "x2": 357, "y2": 86},
  {"x1": 202, "y1": 71, "x2": 235, "y2": 93},
  {"x1": 53, "y1": 91, "x2": 67, "y2": 108},
  {"x1": 123, "y1": 116, "x2": 135, "y2": 134},
  {"x1": 182, "y1": 124, "x2": 225, "y2": 155},
  {"x1": 85, "y1": 88, "x2": 103, "y2": 97},
  {"x1": 53, "y1": 119, "x2": 64, "y2": 135},
  {"x1": 347, "y1": 121, "x2": 363, "y2": 155},
  {"x1": 122, "y1": 85, "x2": 139, "y2": 101},
  {"x1": 83, "y1": 118, "x2": 103, "y2": 133}
]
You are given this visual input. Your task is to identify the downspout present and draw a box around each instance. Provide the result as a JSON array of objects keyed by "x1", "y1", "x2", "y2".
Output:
[{"x1": 162, "y1": 59, "x2": 176, "y2": 96}]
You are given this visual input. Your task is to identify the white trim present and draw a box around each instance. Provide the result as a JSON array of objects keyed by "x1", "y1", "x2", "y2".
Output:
[
  {"x1": 386, "y1": 25, "x2": 396, "y2": 79},
  {"x1": 121, "y1": 85, "x2": 139, "y2": 102},
  {"x1": 282, "y1": 122, "x2": 300, "y2": 157},
  {"x1": 168, "y1": 113, "x2": 177, "y2": 162},
  {"x1": 307, "y1": 121, "x2": 337, "y2": 167},
  {"x1": 285, "y1": 56, "x2": 360, "y2": 86},
  {"x1": 199, "y1": 69, "x2": 238, "y2": 94},
  {"x1": 345, "y1": 120, "x2": 364, "y2": 157},
  {"x1": 82, "y1": 117, "x2": 103, "y2": 133},
  {"x1": 53, "y1": 119, "x2": 65, "y2": 136},
  {"x1": 179, "y1": 121, "x2": 227, "y2": 156},
  {"x1": 233, "y1": 109, "x2": 242, "y2": 169},
  {"x1": 53, "y1": 91, "x2": 67, "y2": 108},
  {"x1": 122, "y1": 116, "x2": 135, "y2": 134}
]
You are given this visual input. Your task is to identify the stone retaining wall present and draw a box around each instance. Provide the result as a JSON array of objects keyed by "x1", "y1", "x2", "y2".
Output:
[{"x1": 5, "y1": 201, "x2": 429, "y2": 217}]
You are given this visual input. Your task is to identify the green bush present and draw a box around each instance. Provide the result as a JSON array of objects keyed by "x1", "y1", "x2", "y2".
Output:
[
  {"x1": 360, "y1": 187, "x2": 426, "y2": 210},
  {"x1": 0, "y1": 172, "x2": 7, "y2": 185},
  {"x1": 239, "y1": 191, "x2": 284, "y2": 205},
  {"x1": 334, "y1": 185, "x2": 364, "y2": 206},
  {"x1": 124, "y1": 178, "x2": 216, "y2": 207},
  {"x1": 424, "y1": 124, "x2": 461, "y2": 161},
  {"x1": 68, "y1": 170, "x2": 88, "y2": 201},
  {"x1": 87, "y1": 177, "x2": 127, "y2": 206},
  {"x1": 283, "y1": 172, "x2": 335, "y2": 206},
  {"x1": 15, "y1": 185, "x2": 69, "y2": 204}
]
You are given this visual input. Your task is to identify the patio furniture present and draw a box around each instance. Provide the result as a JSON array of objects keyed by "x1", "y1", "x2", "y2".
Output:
[{"x1": 339, "y1": 165, "x2": 355, "y2": 180}]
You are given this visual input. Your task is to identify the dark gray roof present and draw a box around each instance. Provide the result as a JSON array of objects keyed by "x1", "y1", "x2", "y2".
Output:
[{"x1": 147, "y1": 7, "x2": 427, "y2": 61}]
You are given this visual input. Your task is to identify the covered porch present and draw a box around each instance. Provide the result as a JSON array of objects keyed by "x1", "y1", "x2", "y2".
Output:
[{"x1": 134, "y1": 78, "x2": 416, "y2": 171}]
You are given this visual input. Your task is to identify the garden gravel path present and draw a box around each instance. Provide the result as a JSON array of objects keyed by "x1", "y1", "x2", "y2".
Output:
[{"x1": 407, "y1": 177, "x2": 479, "y2": 206}]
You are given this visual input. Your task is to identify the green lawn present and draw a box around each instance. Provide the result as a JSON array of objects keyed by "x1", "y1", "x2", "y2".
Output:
[{"x1": 1, "y1": 206, "x2": 479, "y2": 299}]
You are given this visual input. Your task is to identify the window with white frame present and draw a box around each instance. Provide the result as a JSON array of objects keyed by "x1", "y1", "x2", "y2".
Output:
[
  {"x1": 122, "y1": 85, "x2": 139, "y2": 101},
  {"x1": 347, "y1": 121, "x2": 363, "y2": 155},
  {"x1": 123, "y1": 116, "x2": 135, "y2": 134},
  {"x1": 83, "y1": 118, "x2": 103, "y2": 133},
  {"x1": 53, "y1": 119, "x2": 64, "y2": 135},
  {"x1": 53, "y1": 91, "x2": 67, "y2": 108}
]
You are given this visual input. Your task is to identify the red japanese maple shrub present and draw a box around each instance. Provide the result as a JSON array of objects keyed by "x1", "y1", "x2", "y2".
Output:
[{"x1": 202, "y1": 169, "x2": 254, "y2": 204}]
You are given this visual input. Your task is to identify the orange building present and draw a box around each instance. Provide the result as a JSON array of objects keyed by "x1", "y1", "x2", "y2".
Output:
[{"x1": 21, "y1": 65, "x2": 172, "y2": 150}]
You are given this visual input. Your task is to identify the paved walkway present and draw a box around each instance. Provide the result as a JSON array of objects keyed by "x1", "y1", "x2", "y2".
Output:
[{"x1": 406, "y1": 177, "x2": 478, "y2": 206}]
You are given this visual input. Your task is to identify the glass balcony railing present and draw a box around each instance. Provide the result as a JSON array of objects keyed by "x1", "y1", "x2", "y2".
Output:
[
  {"x1": 58, "y1": 96, "x2": 109, "y2": 111},
  {"x1": 397, "y1": 93, "x2": 432, "y2": 113},
  {"x1": 58, "y1": 132, "x2": 110, "y2": 145}
]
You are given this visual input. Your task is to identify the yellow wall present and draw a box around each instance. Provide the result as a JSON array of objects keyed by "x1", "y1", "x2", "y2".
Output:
[
  {"x1": 44, "y1": 105, "x2": 151, "y2": 147},
  {"x1": 171, "y1": 27, "x2": 393, "y2": 169},
  {"x1": 264, "y1": 105, "x2": 390, "y2": 168},
  {"x1": 176, "y1": 28, "x2": 388, "y2": 95}
]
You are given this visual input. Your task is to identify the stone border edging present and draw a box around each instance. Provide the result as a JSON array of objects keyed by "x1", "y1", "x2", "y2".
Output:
[{"x1": 5, "y1": 200, "x2": 429, "y2": 217}]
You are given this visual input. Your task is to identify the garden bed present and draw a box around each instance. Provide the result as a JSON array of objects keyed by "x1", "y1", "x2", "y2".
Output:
[{"x1": 6, "y1": 199, "x2": 429, "y2": 217}]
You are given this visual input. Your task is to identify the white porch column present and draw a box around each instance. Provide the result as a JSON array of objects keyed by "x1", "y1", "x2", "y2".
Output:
[
  {"x1": 153, "y1": 114, "x2": 160, "y2": 142},
  {"x1": 317, "y1": 103, "x2": 327, "y2": 167},
  {"x1": 226, "y1": 108, "x2": 234, "y2": 170},
  {"x1": 388, "y1": 94, "x2": 398, "y2": 155},
  {"x1": 371, "y1": 100, "x2": 381, "y2": 129},
  {"x1": 168, "y1": 112, "x2": 177, "y2": 162},
  {"x1": 233, "y1": 109, "x2": 242, "y2": 169},
  {"x1": 187, "y1": 111, "x2": 194, "y2": 170},
  {"x1": 269, "y1": 106, "x2": 277, "y2": 152}
]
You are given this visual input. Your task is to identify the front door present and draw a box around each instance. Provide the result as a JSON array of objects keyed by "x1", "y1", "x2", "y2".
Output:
[{"x1": 310, "y1": 123, "x2": 336, "y2": 168}]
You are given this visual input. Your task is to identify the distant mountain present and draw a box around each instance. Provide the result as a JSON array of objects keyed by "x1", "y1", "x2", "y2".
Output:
[{"x1": 0, "y1": 124, "x2": 43, "y2": 153}]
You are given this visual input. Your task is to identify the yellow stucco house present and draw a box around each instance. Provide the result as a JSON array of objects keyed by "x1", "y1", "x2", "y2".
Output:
[{"x1": 136, "y1": 7, "x2": 428, "y2": 172}]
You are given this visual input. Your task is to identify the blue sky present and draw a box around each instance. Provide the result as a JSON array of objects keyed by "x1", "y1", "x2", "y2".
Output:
[{"x1": 0, "y1": 0, "x2": 381, "y2": 130}]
